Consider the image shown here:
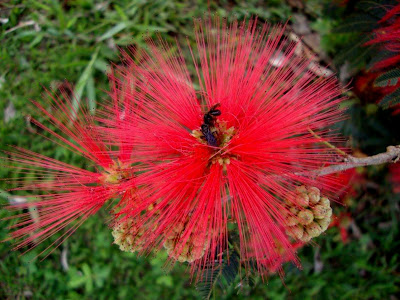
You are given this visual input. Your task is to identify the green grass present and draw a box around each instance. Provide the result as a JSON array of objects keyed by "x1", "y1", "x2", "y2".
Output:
[{"x1": 1, "y1": 1, "x2": 399, "y2": 299}]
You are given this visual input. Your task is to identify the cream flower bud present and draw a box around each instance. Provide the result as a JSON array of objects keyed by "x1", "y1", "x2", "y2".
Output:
[
  {"x1": 301, "y1": 232, "x2": 312, "y2": 242},
  {"x1": 288, "y1": 226, "x2": 304, "y2": 240},
  {"x1": 296, "y1": 193, "x2": 309, "y2": 207},
  {"x1": 297, "y1": 209, "x2": 314, "y2": 225},
  {"x1": 308, "y1": 187, "x2": 320, "y2": 204},
  {"x1": 296, "y1": 186, "x2": 308, "y2": 194},
  {"x1": 320, "y1": 197, "x2": 330, "y2": 207},
  {"x1": 306, "y1": 222, "x2": 322, "y2": 238},
  {"x1": 286, "y1": 216, "x2": 298, "y2": 226},
  {"x1": 317, "y1": 217, "x2": 331, "y2": 231},
  {"x1": 313, "y1": 204, "x2": 330, "y2": 219},
  {"x1": 324, "y1": 207, "x2": 333, "y2": 219}
]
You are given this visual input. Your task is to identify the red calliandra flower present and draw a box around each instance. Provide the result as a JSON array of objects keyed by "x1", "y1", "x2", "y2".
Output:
[
  {"x1": 390, "y1": 163, "x2": 400, "y2": 193},
  {"x1": 3, "y1": 81, "x2": 137, "y2": 256},
  {"x1": 110, "y1": 17, "x2": 346, "y2": 278},
  {"x1": 365, "y1": 3, "x2": 400, "y2": 70}
]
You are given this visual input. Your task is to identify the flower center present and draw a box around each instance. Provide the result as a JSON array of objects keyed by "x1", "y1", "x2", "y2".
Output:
[
  {"x1": 191, "y1": 119, "x2": 236, "y2": 171},
  {"x1": 100, "y1": 160, "x2": 133, "y2": 185}
]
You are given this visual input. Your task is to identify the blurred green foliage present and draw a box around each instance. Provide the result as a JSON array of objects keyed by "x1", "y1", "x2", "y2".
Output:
[{"x1": 1, "y1": 0, "x2": 399, "y2": 299}]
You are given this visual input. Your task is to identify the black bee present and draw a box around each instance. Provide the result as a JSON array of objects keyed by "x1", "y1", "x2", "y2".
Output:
[
  {"x1": 201, "y1": 124, "x2": 218, "y2": 147},
  {"x1": 203, "y1": 103, "x2": 221, "y2": 126},
  {"x1": 201, "y1": 103, "x2": 221, "y2": 147}
]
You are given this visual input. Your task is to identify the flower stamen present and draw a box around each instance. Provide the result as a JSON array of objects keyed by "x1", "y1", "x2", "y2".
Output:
[
  {"x1": 192, "y1": 120, "x2": 237, "y2": 171},
  {"x1": 100, "y1": 159, "x2": 134, "y2": 185}
]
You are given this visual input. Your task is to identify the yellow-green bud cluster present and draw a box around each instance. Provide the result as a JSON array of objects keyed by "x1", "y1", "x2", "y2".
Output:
[
  {"x1": 216, "y1": 120, "x2": 235, "y2": 146},
  {"x1": 285, "y1": 186, "x2": 332, "y2": 242},
  {"x1": 163, "y1": 221, "x2": 209, "y2": 263},
  {"x1": 101, "y1": 159, "x2": 133, "y2": 185},
  {"x1": 112, "y1": 218, "x2": 145, "y2": 253}
]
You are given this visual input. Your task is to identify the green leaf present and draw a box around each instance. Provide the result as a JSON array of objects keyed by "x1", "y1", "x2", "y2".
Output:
[
  {"x1": 93, "y1": 58, "x2": 109, "y2": 73},
  {"x1": 378, "y1": 88, "x2": 400, "y2": 109},
  {"x1": 334, "y1": 13, "x2": 379, "y2": 33},
  {"x1": 114, "y1": 5, "x2": 129, "y2": 22},
  {"x1": 132, "y1": 24, "x2": 168, "y2": 32},
  {"x1": 356, "y1": 0, "x2": 389, "y2": 19},
  {"x1": 374, "y1": 69, "x2": 400, "y2": 87},
  {"x1": 196, "y1": 265, "x2": 221, "y2": 300},
  {"x1": 97, "y1": 23, "x2": 127, "y2": 42},
  {"x1": 0, "y1": 188, "x2": 13, "y2": 200},
  {"x1": 82, "y1": 263, "x2": 94, "y2": 293},
  {"x1": 68, "y1": 273, "x2": 87, "y2": 289},
  {"x1": 367, "y1": 50, "x2": 395, "y2": 70},
  {"x1": 28, "y1": 33, "x2": 43, "y2": 48},
  {"x1": 86, "y1": 75, "x2": 96, "y2": 114},
  {"x1": 71, "y1": 47, "x2": 99, "y2": 120},
  {"x1": 196, "y1": 252, "x2": 240, "y2": 300},
  {"x1": 156, "y1": 275, "x2": 173, "y2": 287},
  {"x1": 333, "y1": 34, "x2": 373, "y2": 66},
  {"x1": 221, "y1": 252, "x2": 240, "y2": 286}
]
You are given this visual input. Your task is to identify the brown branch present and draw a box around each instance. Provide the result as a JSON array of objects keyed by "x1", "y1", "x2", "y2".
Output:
[{"x1": 313, "y1": 145, "x2": 400, "y2": 176}]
